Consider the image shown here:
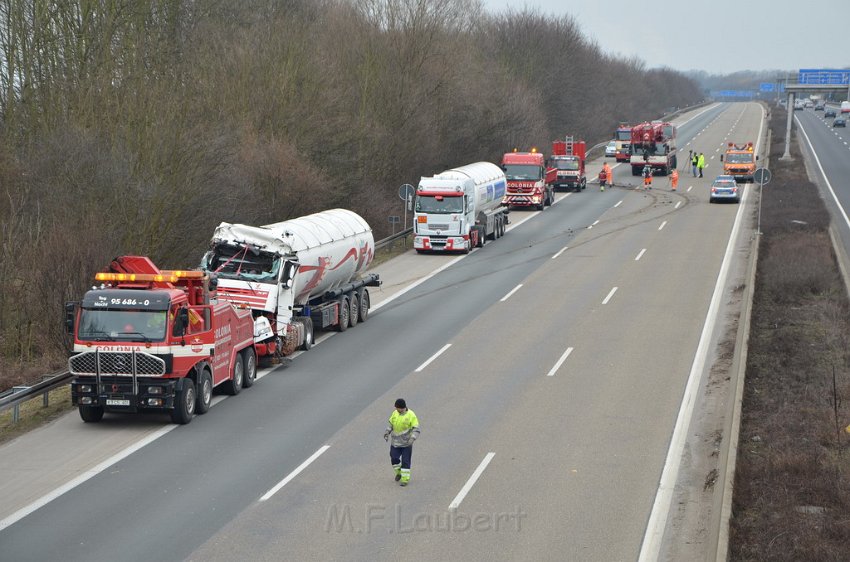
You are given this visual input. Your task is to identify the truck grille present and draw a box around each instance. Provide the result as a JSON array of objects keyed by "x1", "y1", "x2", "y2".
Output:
[{"x1": 69, "y1": 351, "x2": 166, "y2": 377}]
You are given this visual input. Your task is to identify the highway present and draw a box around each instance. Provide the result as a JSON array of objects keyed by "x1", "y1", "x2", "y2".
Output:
[
  {"x1": 793, "y1": 106, "x2": 850, "y2": 268},
  {"x1": 0, "y1": 102, "x2": 763, "y2": 561}
]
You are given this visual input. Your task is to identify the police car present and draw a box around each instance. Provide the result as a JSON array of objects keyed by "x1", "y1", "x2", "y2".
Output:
[{"x1": 709, "y1": 175, "x2": 740, "y2": 204}]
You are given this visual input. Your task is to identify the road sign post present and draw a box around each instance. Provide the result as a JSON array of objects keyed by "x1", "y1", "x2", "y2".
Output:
[
  {"x1": 398, "y1": 184, "x2": 415, "y2": 249},
  {"x1": 753, "y1": 167, "x2": 771, "y2": 236}
]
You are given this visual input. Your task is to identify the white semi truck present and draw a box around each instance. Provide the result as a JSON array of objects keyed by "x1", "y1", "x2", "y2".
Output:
[
  {"x1": 413, "y1": 162, "x2": 510, "y2": 253},
  {"x1": 202, "y1": 209, "x2": 380, "y2": 358}
]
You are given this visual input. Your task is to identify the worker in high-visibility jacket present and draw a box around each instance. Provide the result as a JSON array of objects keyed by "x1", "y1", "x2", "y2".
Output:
[
  {"x1": 383, "y1": 398, "x2": 420, "y2": 486},
  {"x1": 669, "y1": 168, "x2": 679, "y2": 191}
]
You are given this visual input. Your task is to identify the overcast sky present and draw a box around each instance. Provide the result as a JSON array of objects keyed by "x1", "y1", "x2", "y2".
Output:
[{"x1": 480, "y1": 0, "x2": 850, "y2": 75}]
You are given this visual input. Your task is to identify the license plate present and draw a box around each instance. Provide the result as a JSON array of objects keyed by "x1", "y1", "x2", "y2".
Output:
[{"x1": 106, "y1": 399, "x2": 130, "y2": 406}]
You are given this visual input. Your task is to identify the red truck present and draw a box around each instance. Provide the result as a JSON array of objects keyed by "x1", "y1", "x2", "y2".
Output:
[
  {"x1": 501, "y1": 149, "x2": 555, "y2": 210},
  {"x1": 629, "y1": 121, "x2": 677, "y2": 176},
  {"x1": 67, "y1": 256, "x2": 257, "y2": 424},
  {"x1": 549, "y1": 137, "x2": 587, "y2": 192},
  {"x1": 614, "y1": 122, "x2": 632, "y2": 162}
]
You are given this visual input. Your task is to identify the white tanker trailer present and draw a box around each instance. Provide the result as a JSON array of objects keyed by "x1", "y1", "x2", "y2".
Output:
[
  {"x1": 413, "y1": 162, "x2": 509, "y2": 253},
  {"x1": 202, "y1": 209, "x2": 381, "y2": 357}
]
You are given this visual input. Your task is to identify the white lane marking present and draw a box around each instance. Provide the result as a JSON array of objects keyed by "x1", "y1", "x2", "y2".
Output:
[
  {"x1": 0, "y1": 424, "x2": 179, "y2": 532},
  {"x1": 614, "y1": 200, "x2": 623, "y2": 208},
  {"x1": 795, "y1": 117, "x2": 850, "y2": 233},
  {"x1": 687, "y1": 186, "x2": 693, "y2": 192},
  {"x1": 500, "y1": 284, "x2": 523, "y2": 302},
  {"x1": 635, "y1": 248, "x2": 647, "y2": 261},
  {"x1": 449, "y1": 452, "x2": 496, "y2": 510},
  {"x1": 546, "y1": 347, "x2": 574, "y2": 377},
  {"x1": 415, "y1": 343, "x2": 452, "y2": 372},
  {"x1": 640, "y1": 101, "x2": 765, "y2": 561},
  {"x1": 658, "y1": 221, "x2": 667, "y2": 231},
  {"x1": 674, "y1": 201, "x2": 682, "y2": 209},
  {"x1": 260, "y1": 445, "x2": 330, "y2": 501},
  {"x1": 371, "y1": 209, "x2": 541, "y2": 315},
  {"x1": 552, "y1": 246, "x2": 568, "y2": 260},
  {"x1": 602, "y1": 287, "x2": 618, "y2": 304}
]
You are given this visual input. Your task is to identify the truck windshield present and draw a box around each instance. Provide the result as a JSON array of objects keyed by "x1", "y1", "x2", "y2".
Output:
[
  {"x1": 415, "y1": 195, "x2": 463, "y2": 213},
  {"x1": 616, "y1": 130, "x2": 631, "y2": 141},
  {"x1": 78, "y1": 309, "x2": 167, "y2": 342},
  {"x1": 553, "y1": 158, "x2": 579, "y2": 171},
  {"x1": 503, "y1": 165, "x2": 542, "y2": 180},
  {"x1": 726, "y1": 153, "x2": 753, "y2": 163},
  {"x1": 202, "y1": 247, "x2": 280, "y2": 283}
]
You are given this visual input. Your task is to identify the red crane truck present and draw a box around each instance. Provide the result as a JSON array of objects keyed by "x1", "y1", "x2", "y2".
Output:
[
  {"x1": 67, "y1": 255, "x2": 257, "y2": 424},
  {"x1": 549, "y1": 137, "x2": 587, "y2": 192},
  {"x1": 629, "y1": 121, "x2": 677, "y2": 176},
  {"x1": 501, "y1": 149, "x2": 555, "y2": 210}
]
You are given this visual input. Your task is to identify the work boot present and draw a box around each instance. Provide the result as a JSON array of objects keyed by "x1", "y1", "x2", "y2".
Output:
[
  {"x1": 400, "y1": 481, "x2": 408, "y2": 487},
  {"x1": 395, "y1": 474, "x2": 402, "y2": 482}
]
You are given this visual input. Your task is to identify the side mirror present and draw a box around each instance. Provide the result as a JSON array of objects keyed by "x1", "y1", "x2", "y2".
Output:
[
  {"x1": 719, "y1": 155, "x2": 724, "y2": 162},
  {"x1": 281, "y1": 261, "x2": 299, "y2": 289},
  {"x1": 756, "y1": 155, "x2": 759, "y2": 161},
  {"x1": 64, "y1": 302, "x2": 77, "y2": 334},
  {"x1": 174, "y1": 308, "x2": 189, "y2": 337}
]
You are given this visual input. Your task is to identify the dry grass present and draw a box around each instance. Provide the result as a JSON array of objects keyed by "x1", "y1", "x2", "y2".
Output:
[
  {"x1": 730, "y1": 106, "x2": 850, "y2": 561},
  {"x1": 0, "y1": 386, "x2": 73, "y2": 446}
]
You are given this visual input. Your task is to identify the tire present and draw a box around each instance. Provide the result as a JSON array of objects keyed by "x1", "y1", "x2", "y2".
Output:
[
  {"x1": 337, "y1": 296, "x2": 349, "y2": 332},
  {"x1": 536, "y1": 201, "x2": 544, "y2": 211},
  {"x1": 222, "y1": 355, "x2": 242, "y2": 396},
  {"x1": 196, "y1": 369, "x2": 213, "y2": 411},
  {"x1": 348, "y1": 292, "x2": 359, "y2": 327},
  {"x1": 171, "y1": 379, "x2": 195, "y2": 424},
  {"x1": 79, "y1": 405, "x2": 104, "y2": 423},
  {"x1": 300, "y1": 317, "x2": 313, "y2": 350},
  {"x1": 358, "y1": 289, "x2": 370, "y2": 322},
  {"x1": 241, "y1": 348, "x2": 257, "y2": 388}
]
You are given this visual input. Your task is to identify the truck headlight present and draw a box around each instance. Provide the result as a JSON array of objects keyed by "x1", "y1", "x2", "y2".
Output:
[
  {"x1": 147, "y1": 386, "x2": 163, "y2": 395},
  {"x1": 79, "y1": 384, "x2": 92, "y2": 393},
  {"x1": 80, "y1": 396, "x2": 93, "y2": 404}
]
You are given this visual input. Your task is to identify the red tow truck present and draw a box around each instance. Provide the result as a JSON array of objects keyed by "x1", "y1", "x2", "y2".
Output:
[
  {"x1": 501, "y1": 149, "x2": 555, "y2": 210},
  {"x1": 548, "y1": 136, "x2": 587, "y2": 192},
  {"x1": 67, "y1": 256, "x2": 257, "y2": 424}
]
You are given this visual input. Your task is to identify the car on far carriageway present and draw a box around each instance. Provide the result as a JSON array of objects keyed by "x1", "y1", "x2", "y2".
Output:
[
  {"x1": 833, "y1": 117, "x2": 846, "y2": 128},
  {"x1": 709, "y1": 175, "x2": 740, "y2": 204},
  {"x1": 605, "y1": 140, "x2": 617, "y2": 157}
]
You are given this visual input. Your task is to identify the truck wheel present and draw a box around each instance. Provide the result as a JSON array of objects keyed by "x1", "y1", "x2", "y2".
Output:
[
  {"x1": 337, "y1": 297, "x2": 350, "y2": 332},
  {"x1": 348, "y1": 292, "x2": 359, "y2": 327},
  {"x1": 300, "y1": 317, "x2": 313, "y2": 350},
  {"x1": 171, "y1": 379, "x2": 195, "y2": 424},
  {"x1": 79, "y1": 405, "x2": 104, "y2": 423},
  {"x1": 358, "y1": 289, "x2": 370, "y2": 322},
  {"x1": 222, "y1": 356, "x2": 242, "y2": 396},
  {"x1": 241, "y1": 348, "x2": 257, "y2": 388},
  {"x1": 196, "y1": 369, "x2": 213, "y2": 413}
]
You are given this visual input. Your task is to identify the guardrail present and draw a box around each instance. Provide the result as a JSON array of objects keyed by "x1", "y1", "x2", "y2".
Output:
[
  {"x1": 0, "y1": 370, "x2": 73, "y2": 422},
  {"x1": 375, "y1": 227, "x2": 413, "y2": 251}
]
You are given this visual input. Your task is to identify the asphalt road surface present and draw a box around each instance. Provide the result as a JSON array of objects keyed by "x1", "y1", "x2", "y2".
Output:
[{"x1": 0, "y1": 102, "x2": 763, "y2": 562}]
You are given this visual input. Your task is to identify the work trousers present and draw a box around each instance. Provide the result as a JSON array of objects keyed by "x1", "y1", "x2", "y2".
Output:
[{"x1": 390, "y1": 445, "x2": 412, "y2": 470}]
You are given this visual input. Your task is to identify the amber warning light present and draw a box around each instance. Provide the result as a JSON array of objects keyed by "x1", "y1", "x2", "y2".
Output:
[{"x1": 95, "y1": 271, "x2": 204, "y2": 283}]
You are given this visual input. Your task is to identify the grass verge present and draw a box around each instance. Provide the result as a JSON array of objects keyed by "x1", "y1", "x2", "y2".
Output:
[{"x1": 730, "y1": 106, "x2": 850, "y2": 560}]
